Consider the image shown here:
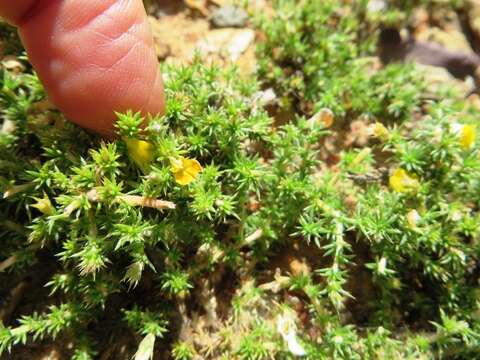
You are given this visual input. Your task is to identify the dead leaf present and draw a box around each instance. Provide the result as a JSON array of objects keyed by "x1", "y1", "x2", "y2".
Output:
[{"x1": 2, "y1": 55, "x2": 25, "y2": 73}]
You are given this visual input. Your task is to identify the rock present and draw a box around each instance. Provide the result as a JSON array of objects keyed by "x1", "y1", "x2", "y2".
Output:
[
  {"x1": 367, "y1": 0, "x2": 386, "y2": 14},
  {"x1": 465, "y1": 0, "x2": 480, "y2": 47},
  {"x1": 412, "y1": 7, "x2": 430, "y2": 35},
  {"x1": 148, "y1": 14, "x2": 210, "y2": 63},
  {"x1": 466, "y1": 93, "x2": 480, "y2": 110},
  {"x1": 429, "y1": 7, "x2": 463, "y2": 33},
  {"x1": 184, "y1": 0, "x2": 209, "y2": 16},
  {"x1": 413, "y1": 1, "x2": 469, "y2": 52},
  {"x1": 225, "y1": 29, "x2": 255, "y2": 60},
  {"x1": 209, "y1": 0, "x2": 228, "y2": 5},
  {"x1": 196, "y1": 28, "x2": 255, "y2": 61},
  {"x1": 416, "y1": 64, "x2": 476, "y2": 98},
  {"x1": 379, "y1": 28, "x2": 480, "y2": 80},
  {"x1": 211, "y1": 5, "x2": 249, "y2": 28},
  {"x1": 416, "y1": 27, "x2": 473, "y2": 53},
  {"x1": 154, "y1": 42, "x2": 171, "y2": 60},
  {"x1": 253, "y1": 88, "x2": 277, "y2": 107}
]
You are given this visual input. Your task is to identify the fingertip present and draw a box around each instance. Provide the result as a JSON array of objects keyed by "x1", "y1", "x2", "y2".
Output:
[
  {"x1": 16, "y1": 0, "x2": 165, "y2": 135},
  {"x1": 0, "y1": 0, "x2": 36, "y2": 25}
]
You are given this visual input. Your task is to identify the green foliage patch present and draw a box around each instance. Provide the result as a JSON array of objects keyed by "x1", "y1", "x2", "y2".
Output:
[{"x1": 1, "y1": 0, "x2": 480, "y2": 359}]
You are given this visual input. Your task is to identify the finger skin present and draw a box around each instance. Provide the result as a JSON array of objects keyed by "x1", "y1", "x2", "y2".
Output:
[
  {"x1": 0, "y1": 0, "x2": 37, "y2": 24},
  {"x1": 1, "y1": 0, "x2": 164, "y2": 136}
]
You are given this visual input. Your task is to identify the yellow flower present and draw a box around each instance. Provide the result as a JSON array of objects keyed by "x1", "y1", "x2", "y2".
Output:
[
  {"x1": 170, "y1": 157, "x2": 203, "y2": 186},
  {"x1": 31, "y1": 193, "x2": 55, "y2": 215},
  {"x1": 370, "y1": 122, "x2": 390, "y2": 141},
  {"x1": 125, "y1": 138, "x2": 155, "y2": 171},
  {"x1": 459, "y1": 124, "x2": 476, "y2": 150},
  {"x1": 389, "y1": 168, "x2": 420, "y2": 193}
]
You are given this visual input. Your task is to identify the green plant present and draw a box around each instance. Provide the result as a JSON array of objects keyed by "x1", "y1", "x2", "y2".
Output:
[
  {"x1": 1, "y1": 0, "x2": 480, "y2": 359},
  {"x1": 256, "y1": 1, "x2": 426, "y2": 122}
]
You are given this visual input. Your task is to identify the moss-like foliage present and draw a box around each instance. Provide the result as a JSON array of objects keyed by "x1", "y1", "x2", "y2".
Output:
[
  {"x1": 1, "y1": 1, "x2": 480, "y2": 359},
  {"x1": 255, "y1": 0, "x2": 429, "y2": 122}
]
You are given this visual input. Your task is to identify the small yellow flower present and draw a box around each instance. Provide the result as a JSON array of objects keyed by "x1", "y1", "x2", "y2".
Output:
[
  {"x1": 459, "y1": 124, "x2": 476, "y2": 150},
  {"x1": 170, "y1": 157, "x2": 203, "y2": 186},
  {"x1": 125, "y1": 138, "x2": 155, "y2": 171},
  {"x1": 406, "y1": 209, "x2": 420, "y2": 229},
  {"x1": 389, "y1": 168, "x2": 420, "y2": 193},
  {"x1": 31, "y1": 193, "x2": 55, "y2": 215},
  {"x1": 370, "y1": 122, "x2": 390, "y2": 141}
]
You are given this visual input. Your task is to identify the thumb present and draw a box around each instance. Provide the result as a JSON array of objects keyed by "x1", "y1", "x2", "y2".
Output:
[{"x1": 0, "y1": 0, "x2": 164, "y2": 136}]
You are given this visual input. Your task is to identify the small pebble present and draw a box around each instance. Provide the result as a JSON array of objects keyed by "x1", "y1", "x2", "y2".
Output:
[
  {"x1": 367, "y1": 0, "x2": 387, "y2": 13},
  {"x1": 211, "y1": 5, "x2": 249, "y2": 28}
]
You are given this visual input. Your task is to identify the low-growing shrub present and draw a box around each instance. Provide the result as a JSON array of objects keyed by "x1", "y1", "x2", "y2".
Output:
[{"x1": 1, "y1": 1, "x2": 480, "y2": 359}]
